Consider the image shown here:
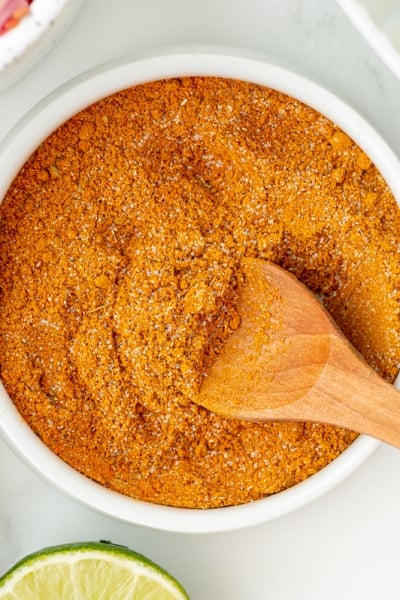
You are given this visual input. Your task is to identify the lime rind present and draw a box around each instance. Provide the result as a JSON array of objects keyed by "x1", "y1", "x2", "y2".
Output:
[{"x1": 0, "y1": 541, "x2": 189, "y2": 600}]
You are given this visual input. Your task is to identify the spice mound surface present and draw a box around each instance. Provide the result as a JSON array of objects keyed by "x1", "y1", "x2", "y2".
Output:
[{"x1": 1, "y1": 78, "x2": 399, "y2": 509}]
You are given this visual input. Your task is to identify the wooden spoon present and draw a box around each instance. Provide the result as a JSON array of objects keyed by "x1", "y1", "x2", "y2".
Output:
[{"x1": 194, "y1": 258, "x2": 400, "y2": 447}]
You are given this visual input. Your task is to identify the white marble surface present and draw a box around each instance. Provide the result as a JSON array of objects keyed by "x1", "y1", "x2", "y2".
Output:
[{"x1": 1, "y1": 1, "x2": 400, "y2": 598}]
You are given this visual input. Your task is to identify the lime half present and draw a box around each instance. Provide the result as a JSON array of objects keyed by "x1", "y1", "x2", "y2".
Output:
[{"x1": 0, "y1": 541, "x2": 190, "y2": 599}]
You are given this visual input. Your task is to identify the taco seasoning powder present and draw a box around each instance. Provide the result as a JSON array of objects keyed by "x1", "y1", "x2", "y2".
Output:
[{"x1": 0, "y1": 77, "x2": 399, "y2": 508}]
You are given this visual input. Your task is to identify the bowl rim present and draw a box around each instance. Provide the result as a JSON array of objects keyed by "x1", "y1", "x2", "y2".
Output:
[{"x1": 0, "y1": 45, "x2": 398, "y2": 533}]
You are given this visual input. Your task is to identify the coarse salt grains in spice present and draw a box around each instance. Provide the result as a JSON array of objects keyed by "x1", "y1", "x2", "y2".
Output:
[{"x1": 0, "y1": 77, "x2": 399, "y2": 508}]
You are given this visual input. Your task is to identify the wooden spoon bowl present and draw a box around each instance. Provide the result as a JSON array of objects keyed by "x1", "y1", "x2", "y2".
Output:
[{"x1": 195, "y1": 259, "x2": 400, "y2": 447}]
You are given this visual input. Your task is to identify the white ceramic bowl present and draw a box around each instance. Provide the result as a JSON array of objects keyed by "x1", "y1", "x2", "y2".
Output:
[
  {"x1": 0, "y1": 0, "x2": 82, "y2": 93},
  {"x1": 0, "y1": 47, "x2": 399, "y2": 533},
  {"x1": 336, "y1": 0, "x2": 400, "y2": 79}
]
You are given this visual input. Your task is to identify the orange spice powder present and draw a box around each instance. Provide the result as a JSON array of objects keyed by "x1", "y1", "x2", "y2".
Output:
[{"x1": 0, "y1": 77, "x2": 399, "y2": 508}]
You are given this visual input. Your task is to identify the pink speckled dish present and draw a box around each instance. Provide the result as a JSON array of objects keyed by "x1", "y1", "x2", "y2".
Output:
[{"x1": 0, "y1": 0, "x2": 81, "y2": 93}]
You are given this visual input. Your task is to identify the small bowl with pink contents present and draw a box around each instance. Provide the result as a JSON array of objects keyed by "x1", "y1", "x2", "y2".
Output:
[{"x1": 0, "y1": 0, "x2": 82, "y2": 93}]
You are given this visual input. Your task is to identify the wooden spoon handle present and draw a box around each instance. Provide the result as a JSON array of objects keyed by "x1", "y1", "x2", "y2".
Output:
[{"x1": 269, "y1": 334, "x2": 400, "y2": 447}]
